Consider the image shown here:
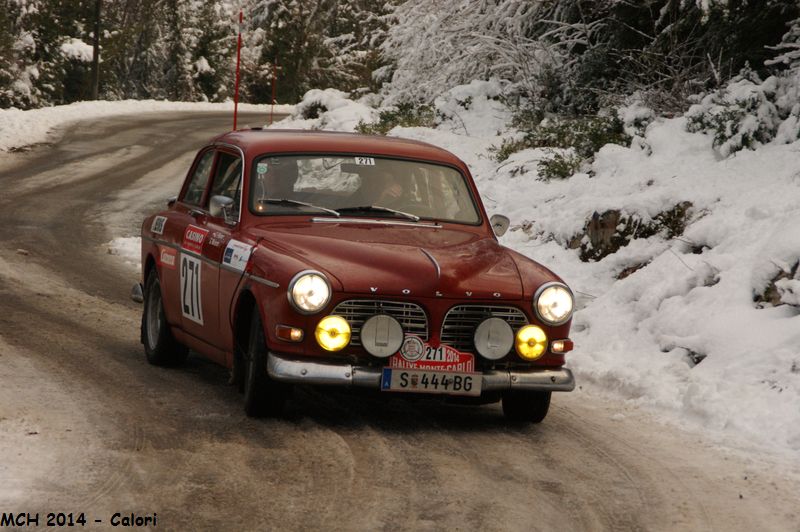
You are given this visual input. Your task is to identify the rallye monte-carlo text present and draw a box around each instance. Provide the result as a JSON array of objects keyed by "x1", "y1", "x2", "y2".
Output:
[{"x1": 133, "y1": 129, "x2": 575, "y2": 422}]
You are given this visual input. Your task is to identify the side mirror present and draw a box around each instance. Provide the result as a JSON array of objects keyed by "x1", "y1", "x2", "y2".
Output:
[
  {"x1": 490, "y1": 214, "x2": 510, "y2": 237},
  {"x1": 167, "y1": 196, "x2": 177, "y2": 207},
  {"x1": 210, "y1": 195, "x2": 236, "y2": 224}
]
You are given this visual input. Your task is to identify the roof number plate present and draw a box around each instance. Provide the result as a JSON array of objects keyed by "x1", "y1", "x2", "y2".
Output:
[{"x1": 354, "y1": 157, "x2": 375, "y2": 166}]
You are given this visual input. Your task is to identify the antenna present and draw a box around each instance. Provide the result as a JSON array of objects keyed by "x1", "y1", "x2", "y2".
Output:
[{"x1": 233, "y1": 9, "x2": 243, "y2": 131}]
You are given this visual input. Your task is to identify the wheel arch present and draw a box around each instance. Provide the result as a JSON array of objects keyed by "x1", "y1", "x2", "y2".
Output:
[
  {"x1": 144, "y1": 253, "x2": 157, "y2": 282},
  {"x1": 231, "y1": 288, "x2": 262, "y2": 387}
]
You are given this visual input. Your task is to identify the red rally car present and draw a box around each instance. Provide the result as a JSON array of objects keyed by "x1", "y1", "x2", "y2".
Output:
[{"x1": 132, "y1": 129, "x2": 575, "y2": 422}]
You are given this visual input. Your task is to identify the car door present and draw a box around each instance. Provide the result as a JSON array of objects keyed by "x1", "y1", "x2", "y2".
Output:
[
  {"x1": 158, "y1": 149, "x2": 213, "y2": 336},
  {"x1": 204, "y1": 148, "x2": 259, "y2": 360},
  {"x1": 197, "y1": 148, "x2": 251, "y2": 355},
  {"x1": 173, "y1": 148, "x2": 223, "y2": 360}
]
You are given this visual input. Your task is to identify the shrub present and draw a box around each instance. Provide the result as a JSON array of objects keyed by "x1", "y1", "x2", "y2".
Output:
[
  {"x1": 685, "y1": 68, "x2": 800, "y2": 156},
  {"x1": 356, "y1": 103, "x2": 436, "y2": 135},
  {"x1": 495, "y1": 114, "x2": 630, "y2": 162},
  {"x1": 537, "y1": 150, "x2": 583, "y2": 180}
]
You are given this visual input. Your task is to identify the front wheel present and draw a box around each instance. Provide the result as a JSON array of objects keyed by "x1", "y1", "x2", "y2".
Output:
[
  {"x1": 243, "y1": 311, "x2": 290, "y2": 417},
  {"x1": 502, "y1": 390, "x2": 551, "y2": 423},
  {"x1": 142, "y1": 270, "x2": 188, "y2": 366}
]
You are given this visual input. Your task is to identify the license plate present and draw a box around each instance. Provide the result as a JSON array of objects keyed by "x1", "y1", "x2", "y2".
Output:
[{"x1": 381, "y1": 368, "x2": 482, "y2": 397}]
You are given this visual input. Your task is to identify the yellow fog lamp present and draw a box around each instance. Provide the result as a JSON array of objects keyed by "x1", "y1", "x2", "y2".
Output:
[
  {"x1": 315, "y1": 315, "x2": 351, "y2": 352},
  {"x1": 515, "y1": 325, "x2": 548, "y2": 361}
]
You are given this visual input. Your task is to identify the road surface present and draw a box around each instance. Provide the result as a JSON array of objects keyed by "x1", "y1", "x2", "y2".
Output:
[{"x1": 0, "y1": 112, "x2": 797, "y2": 531}]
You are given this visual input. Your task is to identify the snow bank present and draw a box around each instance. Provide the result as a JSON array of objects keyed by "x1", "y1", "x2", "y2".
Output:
[
  {"x1": 268, "y1": 86, "x2": 800, "y2": 455},
  {"x1": 274, "y1": 88, "x2": 377, "y2": 131},
  {"x1": 0, "y1": 100, "x2": 295, "y2": 152}
]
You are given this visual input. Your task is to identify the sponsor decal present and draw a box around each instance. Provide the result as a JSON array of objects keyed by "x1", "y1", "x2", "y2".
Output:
[
  {"x1": 158, "y1": 247, "x2": 177, "y2": 269},
  {"x1": 208, "y1": 231, "x2": 226, "y2": 248},
  {"x1": 182, "y1": 225, "x2": 209, "y2": 254},
  {"x1": 354, "y1": 156, "x2": 375, "y2": 166},
  {"x1": 151, "y1": 216, "x2": 167, "y2": 235},
  {"x1": 222, "y1": 239, "x2": 253, "y2": 272},
  {"x1": 391, "y1": 335, "x2": 475, "y2": 373},
  {"x1": 399, "y1": 336, "x2": 424, "y2": 361}
]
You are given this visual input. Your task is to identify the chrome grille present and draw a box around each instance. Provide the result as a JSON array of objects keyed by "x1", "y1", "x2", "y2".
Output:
[
  {"x1": 441, "y1": 305, "x2": 528, "y2": 353},
  {"x1": 333, "y1": 300, "x2": 428, "y2": 346}
]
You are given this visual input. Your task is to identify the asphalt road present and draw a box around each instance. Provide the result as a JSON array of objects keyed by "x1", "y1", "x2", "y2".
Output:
[{"x1": 0, "y1": 112, "x2": 798, "y2": 531}]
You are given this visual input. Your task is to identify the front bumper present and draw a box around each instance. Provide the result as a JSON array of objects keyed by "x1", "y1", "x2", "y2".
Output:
[{"x1": 267, "y1": 352, "x2": 575, "y2": 393}]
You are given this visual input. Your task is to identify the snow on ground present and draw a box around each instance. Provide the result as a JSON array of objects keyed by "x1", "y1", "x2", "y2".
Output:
[
  {"x1": 269, "y1": 85, "x2": 800, "y2": 456},
  {"x1": 106, "y1": 237, "x2": 142, "y2": 272},
  {"x1": 0, "y1": 100, "x2": 295, "y2": 153}
]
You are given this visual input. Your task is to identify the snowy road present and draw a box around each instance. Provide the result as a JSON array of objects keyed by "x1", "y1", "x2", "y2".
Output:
[{"x1": 0, "y1": 113, "x2": 798, "y2": 531}]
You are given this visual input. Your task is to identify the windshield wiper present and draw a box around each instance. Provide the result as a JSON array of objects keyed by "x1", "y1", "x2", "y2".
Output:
[
  {"x1": 259, "y1": 198, "x2": 340, "y2": 217},
  {"x1": 337, "y1": 205, "x2": 420, "y2": 221}
]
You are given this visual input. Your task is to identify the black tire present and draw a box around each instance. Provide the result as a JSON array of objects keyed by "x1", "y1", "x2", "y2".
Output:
[
  {"x1": 142, "y1": 270, "x2": 188, "y2": 366},
  {"x1": 502, "y1": 391, "x2": 551, "y2": 423},
  {"x1": 243, "y1": 310, "x2": 289, "y2": 417}
]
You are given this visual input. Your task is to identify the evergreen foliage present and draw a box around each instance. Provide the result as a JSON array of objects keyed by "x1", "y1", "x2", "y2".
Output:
[
  {"x1": 355, "y1": 102, "x2": 436, "y2": 135},
  {"x1": 380, "y1": 0, "x2": 799, "y2": 115},
  {"x1": 0, "y1": 0, "x2": 393, "y2": 109},
  {"x1": 0, "y1": 0, "x2": 798, "y2": 112}
]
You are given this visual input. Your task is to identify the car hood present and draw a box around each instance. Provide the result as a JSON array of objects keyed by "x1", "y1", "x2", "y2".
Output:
[{"x1": 250, "y1": 221, "x2": 548, "y2": 299}]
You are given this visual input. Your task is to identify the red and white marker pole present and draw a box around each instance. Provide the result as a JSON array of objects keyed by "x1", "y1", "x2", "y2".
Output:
[{"x1": 233, "y1": 9, "x2": 243, "y2": 131}]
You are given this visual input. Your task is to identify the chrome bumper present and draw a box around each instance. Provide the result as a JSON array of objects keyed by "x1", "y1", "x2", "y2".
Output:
[{"x1": 267, "y1": 352, "x2": 575, "y2": 392}]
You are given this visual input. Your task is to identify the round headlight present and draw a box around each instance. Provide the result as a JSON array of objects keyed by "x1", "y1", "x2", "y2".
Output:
[
  {"x1": 515, "y1": 325, "x2": 548, "y2": 361},
  {"x1": 288, "y1": 271, "x2": 331, "y2": 314},
  {"x1": 315, "y1": 315, "x2": 351, "y2": 351},
  {"x1": 534, "y1": 282, "x2": 574, "y2": 325}
]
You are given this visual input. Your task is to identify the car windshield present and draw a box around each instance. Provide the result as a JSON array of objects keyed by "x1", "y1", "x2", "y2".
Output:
[{"x1": 249, "y1": 155, "x2": 481, "y2": 224}]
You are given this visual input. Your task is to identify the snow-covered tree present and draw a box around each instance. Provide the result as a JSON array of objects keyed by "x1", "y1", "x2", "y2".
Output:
[{"x1": 767, "y1": 14, "x2": 800, "y2": 72}]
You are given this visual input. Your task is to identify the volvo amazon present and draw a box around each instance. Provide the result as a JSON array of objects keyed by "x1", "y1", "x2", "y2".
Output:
[{"x1": 133, "y1": 129, "x2": 576, "y2": 422}]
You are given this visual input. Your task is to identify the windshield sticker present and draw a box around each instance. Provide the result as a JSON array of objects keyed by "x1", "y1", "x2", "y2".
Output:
[
  {"x1": 257, "y1": 162, "x2": 269, "y2": 174},
  {"x1": 151, "y1": 216, "x2": 167, "y2": 235},
  {"x1": 182, "y1": 225, "x2": 209, "y2": 254},
  {"x1": 354, "y1": 157, "x2": 375, "y2": 166},
  {"x1": 223, "y1": 239, "x2": 253, "y2": 272}
]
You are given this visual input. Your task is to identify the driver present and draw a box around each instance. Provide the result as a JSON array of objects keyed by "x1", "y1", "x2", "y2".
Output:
[{"x1": 360, "y1": 169, "x2": 411, "y2": 208}]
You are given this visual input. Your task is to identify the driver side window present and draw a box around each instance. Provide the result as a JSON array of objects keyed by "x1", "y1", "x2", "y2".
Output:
[
  {"x1": 183, "y1": 150, "x2": 215, "y2": 206},
  {"x1": 209, "y1": 151, "x2": 243, "y2": 218}
]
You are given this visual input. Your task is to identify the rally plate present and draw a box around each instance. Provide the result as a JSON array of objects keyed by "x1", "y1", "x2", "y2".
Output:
[{"x1": 381, "y1": 368, "x2": 481, "y2": 397}]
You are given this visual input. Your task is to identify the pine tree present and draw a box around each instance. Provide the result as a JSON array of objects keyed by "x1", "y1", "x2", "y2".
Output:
[
  {"x1": 194, "y1": 2, "x2": 236, "y2": 101},
  {"x1": 767, "y1": 14, "x2": 800, "y2": 71}
]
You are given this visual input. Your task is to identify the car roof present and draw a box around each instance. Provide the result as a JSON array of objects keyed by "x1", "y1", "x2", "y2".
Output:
[{"x1": 211, "y1": 129, "x2": 467, "y2": 168}]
